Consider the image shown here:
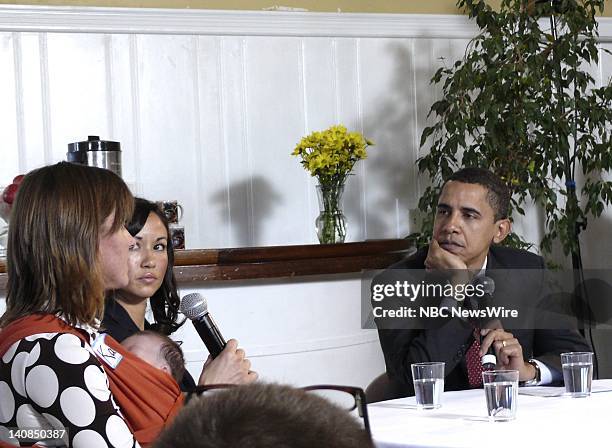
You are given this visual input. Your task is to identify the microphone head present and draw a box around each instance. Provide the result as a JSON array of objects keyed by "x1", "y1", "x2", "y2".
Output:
[
  {"x1": 475, "y1": 275, "x2": 495, "y2": 296},
  {"x1": 179, "y1": 293, "x2": 209, "y2": 320}
]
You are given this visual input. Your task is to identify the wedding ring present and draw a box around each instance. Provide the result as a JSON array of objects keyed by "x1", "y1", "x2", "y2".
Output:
[{"x1": 502, "y1": 340, "x2": 507, "y2": 348}]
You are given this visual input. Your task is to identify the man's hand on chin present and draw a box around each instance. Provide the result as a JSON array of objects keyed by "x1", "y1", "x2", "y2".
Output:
[
  {"x1": 425, "y1": 239, "x2": 470, "y2": 286},
  {"x1": 425, "y1": 239, "x2": 468, "y2": 271}
]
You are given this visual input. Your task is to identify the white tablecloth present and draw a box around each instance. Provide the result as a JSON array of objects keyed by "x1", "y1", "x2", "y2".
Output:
[{"x1": 369, "y1": 379, "x2": 612, "y2": 448}]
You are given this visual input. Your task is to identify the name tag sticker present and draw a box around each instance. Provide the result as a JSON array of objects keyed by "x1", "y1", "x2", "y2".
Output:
[{"x1": 92, "y1": 334, "x2": 123, "y2": 369}]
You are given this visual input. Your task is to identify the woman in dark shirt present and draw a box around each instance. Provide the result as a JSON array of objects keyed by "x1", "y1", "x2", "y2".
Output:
[{"x1": 102, "y1": 198, "x2": 256, "y2": 390}]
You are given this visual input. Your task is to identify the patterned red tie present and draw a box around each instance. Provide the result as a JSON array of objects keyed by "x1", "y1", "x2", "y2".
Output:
[{"x1": 466, "y1": 328, "x2": 483, "y2": 388}]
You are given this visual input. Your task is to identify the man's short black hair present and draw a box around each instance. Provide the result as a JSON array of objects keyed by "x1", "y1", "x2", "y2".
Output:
[
  {"x1": 154, "y1": 383, "x2": 373, "y2": 448},
  {"x1": 445, "y1": 167, "x2": 510, "y2": 221}
]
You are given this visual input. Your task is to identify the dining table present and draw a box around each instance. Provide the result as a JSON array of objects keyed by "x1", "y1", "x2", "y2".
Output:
[{"x1": 368, "y1": 379, "x2": 612, "y2": 447}]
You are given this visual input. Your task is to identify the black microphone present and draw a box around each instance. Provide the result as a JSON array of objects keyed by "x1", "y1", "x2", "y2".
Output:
[
  {"x1": 473, "y1": 276, "x2": 496, "y2": 370},
  {"x1": 179, "y1": 293, "x2": 227, "y2": 359}
]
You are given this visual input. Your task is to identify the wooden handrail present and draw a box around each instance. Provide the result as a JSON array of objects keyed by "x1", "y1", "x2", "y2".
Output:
[{"x1": 0, "y1": 239, "x2": 414, "y2": 290}]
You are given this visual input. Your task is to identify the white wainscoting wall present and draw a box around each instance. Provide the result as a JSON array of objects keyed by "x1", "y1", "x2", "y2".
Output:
[{"x1": 1, "y1": 6, "x2": 612, "y2": 388}]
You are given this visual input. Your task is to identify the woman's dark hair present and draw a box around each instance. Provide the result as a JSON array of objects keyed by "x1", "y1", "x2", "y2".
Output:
[{"x1": 127, "y1": 197, "x2": 184, "y2": 335}]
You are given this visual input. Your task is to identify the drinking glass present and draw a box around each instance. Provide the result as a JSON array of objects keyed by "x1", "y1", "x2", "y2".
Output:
[
  {"x1": 411, "y1": 362, "x2": 444, "y2": 409},
  {"x1": 482, "y1": 370, "x2": 518, "y2": 421},
  {"x1": 561, "y1": 352, "x2": 593, "y2": 398}
]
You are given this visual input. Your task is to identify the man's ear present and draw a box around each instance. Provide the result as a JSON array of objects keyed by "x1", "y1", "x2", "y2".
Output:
[{"x1": 492, "y1": 218, "x2": 512, "y2": 244}]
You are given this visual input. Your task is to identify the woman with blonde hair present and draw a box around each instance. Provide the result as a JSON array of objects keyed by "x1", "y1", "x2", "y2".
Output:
[{"x1": 0, "y1": 162, "x2": 139, "y2": 447}]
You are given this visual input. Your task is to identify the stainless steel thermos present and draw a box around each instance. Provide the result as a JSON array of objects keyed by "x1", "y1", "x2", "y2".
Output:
[{"x1": 67, "y1": 135, "x2": 122, "y2": 177}]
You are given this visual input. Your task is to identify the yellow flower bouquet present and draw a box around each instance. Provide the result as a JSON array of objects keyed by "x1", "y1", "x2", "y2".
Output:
[
  {"x1": 292, "y1": 125, "x2": 373, "y2": 186},
  {"x1": 292, "y1": 125, "x2": 373, "y2": 243}
]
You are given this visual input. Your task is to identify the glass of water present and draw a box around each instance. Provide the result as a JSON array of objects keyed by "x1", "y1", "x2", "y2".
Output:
[
  {"x1": 411, "y1": 362, "x2": 444, "y2": 409},
  {"x1": 482, "y1": 370, "x2": 518, "y2": 422},
  {"x1": 561, "y1": 352, "x2": 593, "y2": 398}
]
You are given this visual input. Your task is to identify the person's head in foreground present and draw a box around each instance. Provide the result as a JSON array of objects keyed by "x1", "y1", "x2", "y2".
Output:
[
  {"x1": 429, "y1": 167, "x2": 512, "y2": 271},
  {"x1": 122, "y1": 330, "x2": 185, "y2": 382},
  {"x1": 154, "y1": 383, "x2": 374, "y2": 448}
]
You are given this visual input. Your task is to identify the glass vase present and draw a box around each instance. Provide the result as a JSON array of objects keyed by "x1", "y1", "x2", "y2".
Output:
[{"x1": 315, "y1": 183, "x2": 346, "y2": 244}]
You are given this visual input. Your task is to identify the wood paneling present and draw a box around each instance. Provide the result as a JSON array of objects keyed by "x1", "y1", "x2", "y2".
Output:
[{"x1": 1, "y1": 8, "x2": 611, "y2": 265}]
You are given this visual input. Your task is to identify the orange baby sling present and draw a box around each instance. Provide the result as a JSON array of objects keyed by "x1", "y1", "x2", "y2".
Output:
[{"x1": 0, "y1": 313, "x2": 184, "y2": 447}]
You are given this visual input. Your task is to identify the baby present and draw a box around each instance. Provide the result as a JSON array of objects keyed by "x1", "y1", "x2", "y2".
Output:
[{"x1": 121, "y1": 330, "x2": 185, "y2": 382}]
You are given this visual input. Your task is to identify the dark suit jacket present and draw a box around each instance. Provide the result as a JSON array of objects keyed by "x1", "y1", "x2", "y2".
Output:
[{"x1": 376, "y1": 245, "x2": 590, "y2": 396}]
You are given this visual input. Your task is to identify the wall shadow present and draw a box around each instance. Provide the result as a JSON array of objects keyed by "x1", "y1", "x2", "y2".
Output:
[
  {"x1": 347, "y1": 40, "x2": 437, "y2": 239},
  {"x1": 209, "y1": 176, "x2": 282, "y2": 246}
]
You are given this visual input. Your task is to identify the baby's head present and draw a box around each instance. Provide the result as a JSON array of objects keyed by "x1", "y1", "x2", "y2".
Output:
[{"x1": 122, "y1": 330, "x2": 185, "y2": 382}]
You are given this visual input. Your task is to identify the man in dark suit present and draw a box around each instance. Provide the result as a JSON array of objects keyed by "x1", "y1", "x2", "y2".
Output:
[{"x1": 375, "y1": 167, "x2": 590, "y2": 395}]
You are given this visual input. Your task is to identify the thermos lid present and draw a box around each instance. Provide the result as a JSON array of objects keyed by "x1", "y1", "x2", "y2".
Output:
[{"x1": 67, "y1": 135, "x2": 120, "y2": 153}]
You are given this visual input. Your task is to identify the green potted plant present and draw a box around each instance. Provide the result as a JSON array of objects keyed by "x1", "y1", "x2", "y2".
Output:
[{"x1": 416, "y1": 0, "x2": 612, "y2": 269}]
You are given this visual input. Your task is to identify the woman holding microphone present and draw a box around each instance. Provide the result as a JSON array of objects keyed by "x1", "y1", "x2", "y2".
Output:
[{"x1": 102, "y1": 197, "x2": 256, "y2": 389}]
